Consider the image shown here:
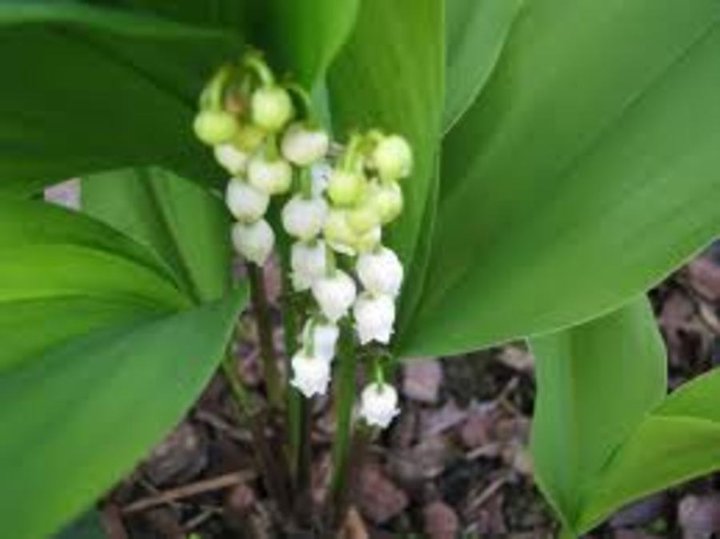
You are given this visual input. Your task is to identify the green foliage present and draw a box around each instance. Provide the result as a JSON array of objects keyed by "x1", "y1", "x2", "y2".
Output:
[
  {"x1": 533, "y1": 300, "x2": 720, "y2": 535},
  {"x1": 530, "y1": 297, "x2": 667, "y2": 533},
  {"x1": 54, "y1": 510, "x2": 105, "y2": 539},
  {"x1": 0, "y1": 2, "x2": 241, "y2": 195},
  {"x1": 0, "y1": 0, "x2": 720, "y2": 536},
  {"x1": 444, "y1": 0, "x2": 524, "y2": 131},
  {"x1": 83, "y1": 168, "x2": 233, "y2": 302},
  {"x1": 0, "y1": 196, "x2": 247, "y2": 538},
  {"x1": 399, "y1": 0, "x2": 720, "y2": 357}
]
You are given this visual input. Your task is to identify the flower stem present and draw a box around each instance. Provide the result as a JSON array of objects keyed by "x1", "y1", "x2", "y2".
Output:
[
  {"x1": 246, "y1": 262, "x2": 284, "y2": 410},
  {"x1": 329, "y1": 322, "x2": 359, "y2": 496},
  {"x1": 221, "y1": 351, "x2": 292, "y2": 517}
]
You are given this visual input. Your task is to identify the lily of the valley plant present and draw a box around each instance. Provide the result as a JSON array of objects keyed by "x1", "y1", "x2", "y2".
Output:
[{"x1": 3, "y1": 1, "x2": 720, "y2": 538}]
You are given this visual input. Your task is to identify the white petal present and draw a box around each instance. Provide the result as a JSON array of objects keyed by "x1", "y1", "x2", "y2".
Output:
[
  {"x1": 282, "y1": 195, "x2": 329, "y2": 240},
  {"x1": 290, "y1": 351, "x2": 331, "y2": 398},
  {"x1": 302, "y1": 319, "x2": 339, "y2": 362},
  {"x1": 291, "y1": 240, "x2": 327, "y2": 291},
  {"x1": 312, "y1": 270, "x2": 357, "y2": 322},
  {"x1": 356, "y1": 247, "x2": 404, "y2": 297},
  {"x1": 214, "y1": 144, "x2": 248, "y2": 174},
  {"x1": 353, "y1": 293, "x2": 396, "y2": 345},
  {"x1": 281, "y1": 123, "x2": 329, "y2": 166},
  {"x1": 231, "y1": 219, "x2": 275, "y2": 266},
  {"x1": 225, "y1": 179, "x2": 269, "y2": 222},
  {"x1": 359, "y1": 383, "x2": 399, "y2": 429},
  {"x1": 248, "y1": 155, "x2": 292, "y2": 195}
]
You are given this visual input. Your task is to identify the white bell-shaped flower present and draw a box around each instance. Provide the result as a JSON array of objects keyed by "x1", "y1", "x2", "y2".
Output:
[
  {"x1": 290, "y1": 351, "x2": 331, "y2": 398},
  {"x1": 248, "y1": 154, "x2": 292, "y2": 195},
  {"x1": 231, "y1": 219, "x2": 275, "y2": 266},
  {"x1": 359, "y1": 382, "x2": 400, "y2": 429},
  {"x1": 281, "y1": 123, "x2": 330, "y2": 166},
  {"x1": 214, "y1": 143, "x2": 249, "y2": 174},
  {"x1": 282, "y1": 195, "x2": 329, "y2": 240},
  {"x1": 291, "y1": 240, "x2": 327, "y2": 291},
  {"x1": 356, "y1": 247, "x2": 404, "y2": 297},
  {"x1": 353, "y1": 293, "x2": 396, "y2": 344},
  {"x1": 225, "y1": 179, "x2": 269, "y2": 223},
  {"x1": 372, "y1": 134, "x2": 413, "y2": 182},
  {"x1": 303, "y1": 319, "x2": 339, "y2": 362},
  {"x1": 312, "y1": 270, "x2": 357, "y2": 322}
]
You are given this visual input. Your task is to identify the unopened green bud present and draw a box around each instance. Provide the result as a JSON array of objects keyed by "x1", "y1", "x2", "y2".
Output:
[
  {"x1": 324, "y1": 209, "x2": 358, "y2": 255},
  {"x1": 251, "y1": 85, "x2": 294, "y2": 132},
  {"x1": 348, "y1": 202, "x2": 381, "y2": 234},
  {"x1": 193, "y1": 110, "x2": 238, "y2": 145},
  {"x1": 369, "y1": 182, "x2": 403, "y2": 224},
  {"x1": 355, "y1": 226, "x2": 382, "y2": 253},
  {"x1": 328, "y1": 169, "x2": 365, "y2": 207},
  {"x1": 234, "y1": 124, "x2": 266, "y2": 152},
  {"x1": 372, "y1": 134, "x2": 413, "y2": 182}
]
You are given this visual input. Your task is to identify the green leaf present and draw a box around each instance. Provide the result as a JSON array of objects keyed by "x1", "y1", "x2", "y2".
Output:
[
  {"x1": 327, "y1": 0, "x2": 444, "y2": 320},
  {"x1": 0, "y1": 287, "x2": 247, "y2": 539},
  {"x1": 0, "y1": 2, "x2": 241, "y2": 194},
  {"x1": 444, "y1": 0, "x2": 524, "y2": 131},
  {"x1": 578, "y1": 367, "x2": 720, "y2": 533},
  {"x1": 83, "y1": 167, "x2": 232, "y2": 303},
  {"x1": 529, "y1": 297, "x2": 667, "y2": 532},
  {"x1": 0, "y1": 196, "x2": 191, "y2": 371},
  {"x1": 400, "y1": 0, "x2": 720, "y2": 357},
  {"x1": 250, "y1": 0, "x2": 360, "y2": 86}
]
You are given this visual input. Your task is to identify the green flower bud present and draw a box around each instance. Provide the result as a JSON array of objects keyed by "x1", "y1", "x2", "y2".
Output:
[
  {"x1": 323, "y1": 209, "x2": 358, "y2": 255},
  {"x1": 234, "y1": 124, "x2": 266, "y2": 152},
  {"x1": 372, "y1": 134, "x2": 413, "y2": 182},
  {"x1": 193, "y1": 110, "x2": 238, "y2": 145},
  {"x1": 328, "y1": 169, "x2": 365, "y2": 207},
  {"x1": 355, "y1": 226, "x2": 382, "y2": 253},
  {"x1": 369, "y1": 182, "x2": 403, "y2": 224},
  {"x1": 251, "y1": 85, "x2": 294, "y2": 132},
  {"x1": 347, "y1": 201, "x2": 381, "y2": 234}
]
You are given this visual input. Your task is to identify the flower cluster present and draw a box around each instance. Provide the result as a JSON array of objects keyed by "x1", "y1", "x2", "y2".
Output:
[{"x1": 193, "y1": 54, "x2": 412, "y2": 430}]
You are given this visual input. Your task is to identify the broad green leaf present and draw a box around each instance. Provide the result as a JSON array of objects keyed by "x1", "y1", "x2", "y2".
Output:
[
  {"x1": 83, "y1": 167, "x2": 232, "y2": 303},
  {"x1": 327, "y1": 0, "x2": 444, "y2": 327},
  {"x1": 444, "y1": 0, "x2": 524, "y2": 131},
  {"x1": 529, "y1": 297, "x2": 667, "y2": 532},
  {"x1": 578, "y1": 367, "x2": 720, "y2": 533},
  {"x1": 0, "y1": 197, "x2": 190, "y2": 370},
  {"x1": 249, "y1": 0, "x2": 360, "y2": 87},
  {"x1": 400, "y1": 0, "x2": 720, "y2": 357},
  {"x1": 0, "y1": 2, "x2": 241, "y2": 194},
  {"x1": 0, "y1": 287, "x2": 247, "y2": 539},
  {"x1": 90, "y1": 0, "x2": 247, "y2": 31}
]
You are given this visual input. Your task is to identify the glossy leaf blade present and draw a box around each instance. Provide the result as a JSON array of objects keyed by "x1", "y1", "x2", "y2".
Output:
[
  {"x1": 0, "y1": 287, "x2": 247, "y2": 539},
  {"x1": 83, "y1": 167, "x2": 232, "y2": 303},
  {"x1": 251, "y1": 0, "x2": 360, "y2": 86},
  {"x1": 327, "y1": 0, "x2": 444, "y2": 330},
  {"x1": 0, "y1": 197, "x2": 189, "y2": 371},
  {"x1": 401, "y1": 0, "x2": 720, "y2": 357},
  {"x1": 444, "y1": 0, "x2": 524, "y2": 131},
  {"x1": 529, "y1": 297, "x2": 666, "y2": 530},
  {"x1": 0, "y1": 3, "x2": 241, "y2": 194},
  {"x1": 578, "y1": 367, "x2": 720, "y2": 532}
]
